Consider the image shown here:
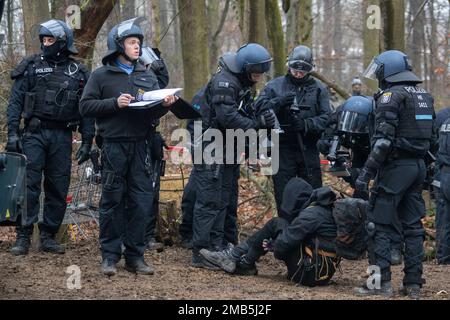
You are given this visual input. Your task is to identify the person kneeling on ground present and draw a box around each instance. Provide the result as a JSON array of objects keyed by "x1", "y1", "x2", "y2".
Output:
[{"x1": 200, "y1": 178, "x2": 340, "y2": 287}]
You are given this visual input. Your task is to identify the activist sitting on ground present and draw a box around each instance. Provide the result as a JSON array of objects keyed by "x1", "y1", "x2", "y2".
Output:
[{"x1": 200, "y1": 178, "x2": 341, "y2": 287}]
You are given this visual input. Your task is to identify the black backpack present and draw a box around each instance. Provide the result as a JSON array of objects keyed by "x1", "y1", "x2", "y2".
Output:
[{"x1": 332, "y1": 197, "x2": 368, "y2": 260}]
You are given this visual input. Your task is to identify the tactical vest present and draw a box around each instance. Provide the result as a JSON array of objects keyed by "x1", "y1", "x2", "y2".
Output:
[
  {"x1": 278, "y1": 79, "x2": 321, "y2": 130},
  {"x1": 392, "y1": 85, "x2": 434, "y2": 141},
  {"x1": 25, "y1": 56, "x2": 85, "y2": 123},
  {"x1": 439, "y1": 118, "x2": 450, "y2": 166}
]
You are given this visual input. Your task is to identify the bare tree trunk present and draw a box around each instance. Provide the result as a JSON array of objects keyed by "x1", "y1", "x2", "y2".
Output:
[
  {"x1": 239, "y1": 0, "x2": 250, "y2": 42},
  {"x1": 408, "y1": 0, "x2": 424, "y2": 80},
  {"x1": 73, "y1": 0, "x2": 119, "y2": 65},
  {"x1": 178, "y1": 0, "x2": 210, "y2": 101},
  {"x1": 385, "y1": 0, "x2": 405, "y2": 51},
  {"x1": 332, "y1": 0, "x2": 343, "y2": 80},
  {"x1": 364, "y1": 0, "x2": 381, "y2": 92},
  {"x1": 121, "y1": 0, "x2": 135, "y2": 20},
  {"x1": 151, "y1": 0, "x2": 161, "y2": 47},
  {"x1": 6, "y1": 0, "x2": 14, "y2": 57},
  {"x1": 322, "y1": 0, "x2": 333, "y2": 76},
  {"x1": 107, "y1": 1, "x2": 122, "y2": 31},
  {"x1": 427, "y1": 0, "x2": 438, "y2": 95},
  {"x1": 248, "y1": 0, "x2": 266, "y2": 45},
  {"x1": 285, "y1": 0, "x2": 297, "y2": 52},
  {"x1": 21, "y1": 0, "x2": 50, "y2": 55},
  {"x1": 296, "y1": 0, "x2": 312, "y2": 48},
  {"x1": 265, "y1": 0, "x2": 285, "y2": 77},
  {"x1": 208, "y1": 0, "x2": 231, "y2": 73}
]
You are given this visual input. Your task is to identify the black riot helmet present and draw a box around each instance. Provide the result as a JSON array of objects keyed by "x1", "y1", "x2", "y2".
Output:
[
  {"x1": 287, "y1": 45, "x2": 314, "y2": 73},
  {"x1": 236, "y1": 43, "x2": 272, "y2": 75},
  {"x1": 338, "y1": 96, "x2": 374, "y2": 134},
  {"x1": 38, "y1": 19, "x2": 78, "y2": 55},
  {"x1": 363, "y1": 50, "x2": 421, "y2": 87},
  {"x1": 102, "y1": 17, "x2": 145, "y2": 65}
]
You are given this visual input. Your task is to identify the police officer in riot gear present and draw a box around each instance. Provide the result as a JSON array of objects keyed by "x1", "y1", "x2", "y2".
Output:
[
  {"x1": 6, "y1": 19, "x2": 94, "y2": 256},
  {"x1": 254, "y1": 45, "x2": 332, "y2": 218},
  {"x1": 191, "y1": 43, "x2": 276, "y2": 269},
  {"x1": 326, "y1": 95, "x2": 373, "y2": 199},
  {"x1": 351, "y1": 77, "x2": 363, "y2": 96},
  {"x1": 435, "y1": 109, "x2": 450, "y2": 264},
  {"x1": 80, "y1": 18, "x2": 177, "y2": 276},
  {"x1": 319, "y1": 95, "x2": 405, "y2": 265},
  {"x1": 355, "y1": 50, "x2": 435, "y2": 298}
]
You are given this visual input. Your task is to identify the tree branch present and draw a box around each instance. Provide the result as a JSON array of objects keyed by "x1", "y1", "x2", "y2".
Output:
[
  {"x1": 212, "y1": 0, "x2": 230, "y2": 43},
  {"x1": 311, "y1": 71, "x2": 351, "y2": 100},
  {"x1": 406, "y1": 0, "x2": 430, "y2": 40}
]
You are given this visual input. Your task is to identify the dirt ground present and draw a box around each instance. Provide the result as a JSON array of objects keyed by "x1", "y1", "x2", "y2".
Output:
[{"x1": 0, "y1": 236, "x2": 449, "y2": 300}]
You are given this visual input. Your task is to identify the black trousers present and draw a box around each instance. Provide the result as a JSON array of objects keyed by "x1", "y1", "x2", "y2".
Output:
[
  {"x1": 367, "y1": 158, "x2": 426, "y2": 285},
  {"x1": 273, "y1": 145, "x2": 322, "y2": 219},
  {"x1": 99, "y1": 140, "x2": 154, "y2": 262},
  {"x1": 182, "y1": 164, "x2": 239, "y2": 246},
  {"x1": 436, "y1": 167, "x2": 450, "y2": 264},
  {"x1": 20, "y1": 128, "x2": 72, "y2": 235}
]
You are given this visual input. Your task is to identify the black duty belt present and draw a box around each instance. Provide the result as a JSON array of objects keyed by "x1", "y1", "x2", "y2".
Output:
[{"x1": 40, "y1": 120, "x2": 76, "y2": 131}]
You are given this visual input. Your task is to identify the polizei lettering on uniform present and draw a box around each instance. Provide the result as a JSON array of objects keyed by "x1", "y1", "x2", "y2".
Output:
[
  {"x1": 178, "y1": 304, "x2": 212, "y2": 317},
  {"x1": 404, "y1": 86, "x2": 427, "y2": 94},
  {"x1": 35, "y1": 67, "x2": 53, "y2": 74}
]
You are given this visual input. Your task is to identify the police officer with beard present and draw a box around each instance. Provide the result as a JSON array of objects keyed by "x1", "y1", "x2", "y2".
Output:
[
  {"x1": 355, "y1": 50, "x2": 436, "y2": 299},
  {"x1": 80, "y1": 18, "x2": 177, "y2": 276},
  {"x1": 6, "y1": 20, "x2": 94, "y2": 256},
  {"x1": 254, "y1": 45, "x2": 332, "y2": 218},
  {"x1": 191, "y1": 43, "x2": 276, "y2": 269}
]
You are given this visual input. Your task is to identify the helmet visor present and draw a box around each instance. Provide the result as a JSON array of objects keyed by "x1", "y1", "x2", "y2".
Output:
[
  {"x1": 39, "y1": 20, "x2": 66, "y2": 40},
  {"x1": 140, "y1": 47, "x2": 159, "y2": 65},
  {"x1": 288, "y1": 59, "x2": 314, "y2": 73},
  {"x1": 245, "y1": 59, "x2": 272, "y2": 74},
  {"x1": 117, "y1": 17, "x2": 146, "y2": 38},
  {"x1": 338, "y1": 110, "x2": 369, "y2": 134},
  {"x1": 363, "y1": 59, "x2": 381, "y2": 81}
]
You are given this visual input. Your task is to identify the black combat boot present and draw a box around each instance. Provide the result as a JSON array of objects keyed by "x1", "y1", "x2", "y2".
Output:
[
  {"x1": 101, "y1": 259, "x2": 118, "y2": 276},
  {"x1": 391, "y1": 248, "x2": 403, "y2": 266},
  {"x1": 125, "y1": 258, "x2": 155, "y2": 275},
  {"x1": 192, "y1": 250, "x2": 221, "y2": 271},
  {"x1": 234, "y1": 256, "x2": 258, "y2": 276},
  {"x1": 146, "y1": 237, "x2": 164, "y2": 252},
  {"x1": 401, "y1": 284, "x2": 421, "y2": 300},
  {"x1": 39, "y1": 231, "x2": 65, "y2": 254},
  {"x1": 10, "y1": 227, "x2": 32, "y2": 256},
  {"x1": 199, "y1": 248, "x2": 236, "y2": 272},
  {"x1": 354, "y1": 281, "x2": 394, "y2": 297},
  {"x1": 180, "y1": 238, "x2": 193, "y2": 249}
]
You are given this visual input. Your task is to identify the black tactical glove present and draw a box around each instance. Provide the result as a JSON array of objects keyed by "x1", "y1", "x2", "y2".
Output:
[
  {"x1": 76, "y1": 143, "x2": 92, "y2": 165},
  {"x1": 290, "y1": 113, "x2": 306, "y2": 133},
  {"x1": 355, "y1": 167, "x2": 375, "y2": 192},
  {"x1": 151, "y1": 132, "x2": 167, "y2": 161},
  {"x1": 276, "y1": 93, "x2": 295, "y2": 109},
  {"x1": 6, "y1": 133, "x2": 23, "y2": 153},
  {"x1": 150, "y1": 59, "x2": 166, "y2": 73},
  {"x1": 257, "y1": 111, "x2": 277, "y2": 129}
]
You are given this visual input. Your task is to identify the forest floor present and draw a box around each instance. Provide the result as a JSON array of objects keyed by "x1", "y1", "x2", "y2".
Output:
[
  {"x1": 0, "y1": 162, "x2": 448, "y2": 300},
  {"x1": 0, "y1": 228, "x2": 449, "y2": 300}
]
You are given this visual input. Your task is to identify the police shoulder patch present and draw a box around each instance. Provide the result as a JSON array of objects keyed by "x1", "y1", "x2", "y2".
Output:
[
  {"x1": 218, "y1": 81, "x2": 230, "y2": 88},
  {"x1": 380, "y1": 92, "x2": 392, "y2": 104}
]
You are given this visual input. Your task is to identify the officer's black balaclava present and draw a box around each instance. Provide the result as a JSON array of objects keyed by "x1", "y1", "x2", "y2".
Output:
[
  {"x1": 279, "y1": 178, "x2": 314, "y2": 223},
  {"x1": 237, "y1": 71, "x2": 257, "y2": 88},
  {"x1": 42, "y1": 41, "x2": 66, "y2": 61}
]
